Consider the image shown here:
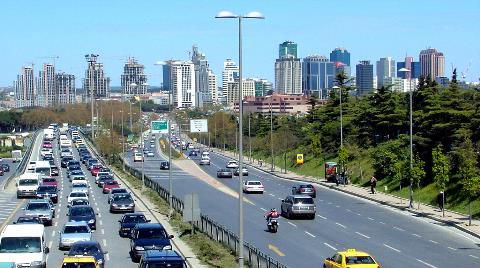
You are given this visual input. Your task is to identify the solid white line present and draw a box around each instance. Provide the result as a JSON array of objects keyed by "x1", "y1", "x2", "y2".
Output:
[
  {"x1": 324, "y1": 243, "x2": 337, "y2": 251},
  {"x1": 393, "y1": 226, "x2": 405, "y2": 231},
  {"x1": 305, "y1": 231, "x2": 316, "y2": 238},
  {"x1": 317, "y1": 214, "x2": 327, "y2": 220},
  {"x1": 429, "y1": 240, "x2": 438, "y2": 244},
  {"x1": 335, "y1": 222, "x2": 346, "y2": 229},
  {"x1": 355, "y1": 231, "x2": 370, "y2": 239},
  {"x1": 416, "y1": 259, "x2": 437, "y2": 268},
  {"x1": 469, "y1": 255, "x2": 479, "y2": 259},
  {"x1": 412, "y1": 233, "x2": 421, "y2": 237},
  {"x1": 447, "y1": 246, "x2": 456, "y2": 251},
  {"x1": 383, "y1": 244, "x2": 401, "y2": 252},
  {"x1": 287, "y1": 222, "x2": 297, "y2": 227}
]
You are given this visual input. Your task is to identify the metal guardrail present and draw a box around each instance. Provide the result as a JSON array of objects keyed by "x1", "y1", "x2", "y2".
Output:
[{"x1": 2, "y1": 130, "x2": 40, "y2": 190}]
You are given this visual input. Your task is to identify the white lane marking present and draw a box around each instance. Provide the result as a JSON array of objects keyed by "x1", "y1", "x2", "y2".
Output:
[
  {"x1": 379, "y1": 221, "x2": 386, "y2": 225},
  {"x1": 54, "y1": 222, "x2": 58, "y2": 227},
  {"x1": 105, "y1": 253, "x2": 110, "y2": 261},
  {"x1": 346, "y1": 209, "x2": 352, "y2": 212},
  {"x1": 277, "y1": 197, "x2": 282, "y2": 200},
  {"x1": 51, "y1": 230, "x2": 55, "y2": 237},
  {"x1": 319, "y1": 199, "x2": 323, "y2": 202},
  {"x1": 335, "y1": 205, "x2": 340, "y2": 208},
  {"x1": 99, "y1": 220, "x2": 103, "y2": 226},
  {"x1": 357, "y1": 213, "x2": 361, "y2": 216},
  {"x1": 98, "y1": 213, "x2": 102, "y2": 218},
  {"x1": 412, "y1": 233, "x2": 421, "y2": 237},
  {"x1": 305, "y1": 231, "x2": 316, "y2": 238},
  {"x1": 367, "y1": 217, "x2": 374, "y2": 221},
  {"x1": 48, "y1": 241, "x2": 52, "y2": 248},
  {"x1": 393, "y1": 226, "x2": 405, "y2": 231},
  {"x1": 383, "y1": 244, "x2": 401, "y2": 252},
  {"x1": 324, "y1": 243, "x2": 337, "y2": 251},
  {"x1": 96, "y1": 207, "x2": 100, "y2": 212},
  {"x1": 268, "y1": 193, "x2": 275, "y2": 197},
  {"x1": 447, "y1": 246, "x2": 456, "y2": 251},
  {"x1": 317, "y1": 214, "x2": 327, "y2": 220},
  {"x1": 101, "y1": 229, "x2": 105, "y2": 234},
  {"x1": 102, "y1": 239, "x2": 107, "y2": 247},
  {"x1": 327, "y1": 202, "x2": 332, "y2": 205},
  {"x1": 429, "y1": 240, "x2": 438, "y2": 244},
  {"x1": 355, "y1": 231, "x2": 370, "y2": 239},
  {"x1": 416, "y1": 259, "x2": 437, "y2": 268},
  {"x1": 287, "y1": 222, "x2": 297, "y2": 227},
  {"x1": 335, "y1": 222, "x2": 346, "y2": 229},
  {"x1": 469, "y1": 255, "x2": 479, "y2": 259},
  {"x1": 260, "y1": 208, "x2": 267, "y2": 212},
  {"x1": 95, "y1": 202, "x2": 98, "y2": 206}
]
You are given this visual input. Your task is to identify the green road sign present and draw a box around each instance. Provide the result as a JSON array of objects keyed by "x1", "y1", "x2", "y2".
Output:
[{"x1": 151, "y1": 120, "x2": 168, "y2": 134}]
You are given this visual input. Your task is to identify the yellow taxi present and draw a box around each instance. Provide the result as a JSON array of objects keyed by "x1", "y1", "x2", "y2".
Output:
[
  {"x1": 60, "y1": 256, "x2": 100, "y2": 268},
  {"x1": 323, "y1": 249, "x2": 380, "y2": 268}
]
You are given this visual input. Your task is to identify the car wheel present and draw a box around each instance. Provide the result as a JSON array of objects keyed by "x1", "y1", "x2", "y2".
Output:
[{"x1": 310, "y1": 214, "x2": 316, "y2": 220}]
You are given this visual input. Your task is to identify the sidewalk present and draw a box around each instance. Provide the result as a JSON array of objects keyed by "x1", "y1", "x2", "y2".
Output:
[{"x1": 205, "y1": 145, "x2": 480, "y2": 240}]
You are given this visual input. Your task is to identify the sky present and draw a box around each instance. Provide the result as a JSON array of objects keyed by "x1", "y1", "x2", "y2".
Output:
[{"x1": 1, "y1": 0, "x2": 479, "y2": 88}]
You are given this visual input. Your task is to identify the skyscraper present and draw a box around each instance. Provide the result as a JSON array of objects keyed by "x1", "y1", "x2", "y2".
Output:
[
  {"x1": 419, "y1": 48, "x2": 445, "y2": 80},
  {"x1": 37, "y1": 63, "x2": 56, "y2": 107},
  {"x1": 222, "y1": 59, "x2": 239, "y2": 101},
  {"x1": 55, "y1": 73, "x2": 76, "y2": 105},
  {"x1": 162, "y1": 60, "x2": 196, "y2": 108},
  {"x1": 121, "y1": 57, "x2": 148, "y2": 98},
  {"x1": 356, "y1": 60, "x2": 374, "y2": 96},
  {"x1": 397, "y1": 56, "x2": 420, "y2": 79},
  {"x1": 376, "y1": 57, "x2": 396, "y2": 88},
  {"x1": 83, "y1": 54, "x2": 111, "y2": 101},
  {"x1": 208, "y1": 69, "x2": 217, "y2": 103},
  {"x1": 192, "y1": 45, "x2": 215, "y2": 107},
  {"x1": 254, "y1": 79, "x2": 273, "y2": 97},
  {"x1": 14, "y1": 66, "x2": 36, "y2": 108},
  {"x1": 279, "y1": 41, "x2": 297, "y2": 59},
  {"x1": 302, "y1": 55, "x2": 335, "y2": 99},
  {"x1": 330, "y1": 47, "x2": 351, "y2": 77},
  {"x1": 275, "y1": 57, "x2": 302, "y2": 95}
]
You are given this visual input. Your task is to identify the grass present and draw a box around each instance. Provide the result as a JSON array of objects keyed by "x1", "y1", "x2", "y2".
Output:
[
  {"x1": 158, "y1": 138, "x2": 184, "y2": 159},
  {"x1": 111, "y1": 163, "x2": 241, "y2": 267}
]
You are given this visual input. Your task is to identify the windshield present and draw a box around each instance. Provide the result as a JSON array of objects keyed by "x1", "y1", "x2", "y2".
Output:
[
  {"x1": 17, "y1": 217, "x2": 40, "y2": 223},
  {"x1": 37, "y1": 186, "x2": 56, "y2": 193},
  {"x1": 19, "y1": 179, "x2": 38, "y2": 186},
  {"x1": 346, "y1": 256, "x2": 376, "y2": 264},
  {"x1": 145, "y1": 263, "x2": 185, "y2": 268},
  {"x1": 137, "y1": 228, "x2": 168, "y2": 239},
  {"x1": 123, "y1": 215, "x2": 146, "y2": 223},
  {"x1": 43, "y1": 178, "x2": 56, "y2": 183},
  {"x1": 70, "y1": 244, "x2": 101, "y2": 255},
  {"x1": 294, "y1": 198, "x2": 314, "y2": 204},
  {"x1": 26, "y1": 203, "x2": 49, "y2": 211},
  {"x1": 72, "y1": 200, "x2": 89, "y2": 206},
  {"x1": 111, "y1": 189, "x2": 127, "y2": 194},
  {"x1": 70, "y1": 207, "x2": 94, "y2": 216},
  {"x1": 35, "y1": 167, "x2": 51, "y2": 176},
  {"x1": 70, "y1": 192, "x2": 87, "y2": 197},
  {"x1": 64, "y1": 225, "x2": 89, "y2": 233},
  {"x1": 106, "y1": 181, "x2": 118, "y2": 186},
  {"x1": 73, "y1": 184, "x2": 88, "y2": 188},
  {"x1": 62, "y1": 263, "x2": 96, "y2": 268},
  {"x1": 0, "y1": 237, "x2": 41, "y2": 253},
  {"x1": 113, "y1": 195, "x2": 132, "y2": 202},
  {"x1": 248, "y1": 182, "x2": 262, "y2": 185}
]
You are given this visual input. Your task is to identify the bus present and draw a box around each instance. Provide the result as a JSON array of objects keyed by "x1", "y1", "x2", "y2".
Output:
[{"x1": 34, "y1": 161, "x2": 51, "y2": 177}]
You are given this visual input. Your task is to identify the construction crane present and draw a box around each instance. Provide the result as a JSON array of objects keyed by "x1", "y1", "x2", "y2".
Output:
[
  {"x1": 461, "y1": 61, "x2": 472, "y2": 81},
  {"x1": 38, "y1": 56, "x2": 59, "y2": 67}
]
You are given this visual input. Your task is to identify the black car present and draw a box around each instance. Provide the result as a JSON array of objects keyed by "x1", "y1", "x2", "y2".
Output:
[
  {"x1": 43, "y1": 154, "x2": 54, "y2": 162},
  {"x1": 129, "y1": 223, "x2": 174, "y2": 262},
  {"x1": 67, "y1": 159, "x2": 81, "y2": 168},
  {"x1": 67, "y1": 165, "x2": 82, "y2": 176},
  {"x1": 291, "y1": 184, "x2": 317, "y2": 198},
  {"x1": 188, "y1": 151, "x2": 198, "y2": 157},
  {"x1": 14, "y1": 216, "x2": 43, "y2": 224},
  {"x1": 71, "y1": 199, "x2": 90, "y2": 207},
  {"x1": 51, "y1": 165, "x2": 59, "y2": 176},
  {"x1": 160, "y1": 161, "x2": 170, "y2": 170},
  {"x1": 139, "y1": 250, "x2": 186, "y2": 268},
  {"x1": 61, "y1": 156, "x2": 74, "y2": 168},
  {"x1": 68, "y1": 241, "x2": 107, "y2": 268},
  {"x1": 0, "y1": 163, "x2": 10, "y2": 172},
  {"x1": 110, "y1": 193, "x2": 135, "y2": 213},
  {"x1": 217, "y1": 169, "x2": 233, "y2": 178},
  {"x1": 36, "y1": 185, "x2": 58, "y2": 203},
  {"x1": 67, "y1": 205, "x2": 97, "y2": 229},
  {"x1": 118, "y1": 213, "x2": 150, "y2": 237}
]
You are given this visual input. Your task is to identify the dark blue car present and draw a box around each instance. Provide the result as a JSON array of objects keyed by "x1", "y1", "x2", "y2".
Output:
[
  {"x1": 118, "y1": 213, "x2": 150, "y2": 237},
  {"x1": 67, "y1": 205, "x2": 97, "y2": 229},
  {"x1": 129, "y1": 223, "x2": 173, "y2": 262},
  {"x1": 139, "y1": 250, "x2": 186, "y2": 268},
  {"x1": 68, "y1": 241, "x2": 107, "y2": 268}
]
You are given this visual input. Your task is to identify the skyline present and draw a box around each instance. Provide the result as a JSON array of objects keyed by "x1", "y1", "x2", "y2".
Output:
[{"x1": 1, "y1": 0, "x2": 479, "y2": 87}]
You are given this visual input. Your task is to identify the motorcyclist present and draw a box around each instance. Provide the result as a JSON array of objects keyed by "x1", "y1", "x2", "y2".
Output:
[{"x1": 265, "y1": 208, "x2": 279, "y2": 223}]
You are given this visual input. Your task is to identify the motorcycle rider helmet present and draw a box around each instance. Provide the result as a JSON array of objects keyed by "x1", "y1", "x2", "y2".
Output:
[{"x1": 271, "y1": 208, "x2": 276, "y2": 212}]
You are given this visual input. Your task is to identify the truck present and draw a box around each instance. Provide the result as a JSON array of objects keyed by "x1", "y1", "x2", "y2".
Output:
[
  {"x1": 44, "y1": 128, "x2": 54, "y2": 141},
  {"x1": 11, "y1": 150, "x2": 22, "y2": 163}
]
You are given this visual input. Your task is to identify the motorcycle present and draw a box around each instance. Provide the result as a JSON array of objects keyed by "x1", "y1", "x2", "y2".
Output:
[{"x1": 267, "y1": 218, "x2": 279, "y2": 233}]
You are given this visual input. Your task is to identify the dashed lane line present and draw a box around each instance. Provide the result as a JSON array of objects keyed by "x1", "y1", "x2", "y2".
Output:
[
  {"x1": 429, "y1": 240, "x2": 438, "y2": 244},
  {"x1": 379, "y1": 221, "x2": 386, "y2": 225},
  {"x1": 416, "y1": 259, "x2": 437, "y2": 268},
  {"x1": 383, "y1": 244, "x2": 401, "y2": 252},
  {"x1": 287, "y1": 222, "x2": 297, "y2": 227},
  {"x1": 102, "y1": 239, "x2": 107, "y2": 247},
  {"x1": 305, "y1": 231, "x2": 316, "y2": 238},
  {"x1": 355, "y1": 231, "x2": 370, "y2": 239},
  {"x1": 335, "y1": 222, "x2": 346, "y2": 229},
  {"x1": 367, "y1": 217, "x2": 374, "y2": 221},
  {"x1": 469, "y1": 255, "x2": 479, "y2": 259},
  {"x1": 412, "y1": 233, "x2": 421, "y2": 238},
  {"x1": 447, "y1": 247, "x2": 456, "y2": 251},
  {"x1": 393, "y1": 226, "x2": 405, "y2": 232},
  {"x1": 260, "y1": 207, "x2": 267, "y2": 211},
  {"x1": 324, "y1": 243, "x2": 337, "y2": 251},
  {"x1": 317, "y1": 215, "x2": 327, "y2": 220}
]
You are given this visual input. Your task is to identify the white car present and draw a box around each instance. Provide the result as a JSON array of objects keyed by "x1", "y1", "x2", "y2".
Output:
[
  {"x1": 40, "y1": 148, "x2": 53, "y2": 157},
  {"x1": 243, "y1": 181, "x2": 264, "y2": 194},
  {"x1": 71, "y1": 176, "x2": 88, "y2": 185},
  {"x1": 133, "y1": 153, "x2": 143, "y2": 162},
  {"x1": 27, "y1": 161, "x2": 37, "y2": 171},
  {"x1": 199, "y1": 157, "x2": 210, "y2": 165},
  {"x1": 226, "y1": 161, "x2": 239, "y2": 169},
  {"x1": 147, "y1": 152, "x2": 155, "y2": 157},
  {"x1": 67, "y1": 192, "x2": 89, "y2": 206}
]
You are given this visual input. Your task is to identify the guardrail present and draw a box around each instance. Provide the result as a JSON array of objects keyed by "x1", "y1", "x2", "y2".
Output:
[{"x1": 2, "y1": 130, "x2": 40, "y2": 190}]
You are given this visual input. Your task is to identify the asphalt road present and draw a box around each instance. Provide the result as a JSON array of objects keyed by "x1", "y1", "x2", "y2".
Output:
[{"x1": 124, "y1": 133, "x2": 480, "y2": 268}]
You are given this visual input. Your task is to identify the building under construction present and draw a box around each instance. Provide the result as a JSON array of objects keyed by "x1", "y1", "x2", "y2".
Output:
[
  {"x1": 82, "y1": 54, "x2": 111, "y2": 101},
  {"x1": 121, "y1": 57, "x2": 148, "y2": 98}
]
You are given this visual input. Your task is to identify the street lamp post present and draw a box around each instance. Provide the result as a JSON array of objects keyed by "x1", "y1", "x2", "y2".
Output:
[
  {"x1": 121, "y1": 107, "x2": 125, "y2": 171},
  {"x1": 399, "y1": 68, "x2": 414, "y2": 208},
  {"x1": 332, "y1": 85, "x2": 345, "y2": 186},
  {"x1": 270, "y1": 97, "x2": 274, "y2": 172},
  {"x1": 216, "y1": 11, "x2": 264, "y2": 268},
  {"x1": 131, "y1": 82, "x2": 148, "y2": 192}
]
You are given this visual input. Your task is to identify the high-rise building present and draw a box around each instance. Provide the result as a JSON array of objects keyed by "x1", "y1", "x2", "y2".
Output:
[
  {"x1": 222, "y1": 59, "x2": 239, "y2": 100},
  {"x1": 275, "y1": 56, "x2": 302, "y2": 95},
  {"x1": 376, "y1": 57, "x2": 396, "y2": 88},
  {"x1": 121, "y1": 57, "x2": 148, "y2": 98},
  {"x1": 356, "y1": 60, "x2": 374, "y2": 96},
  {"x1": 302, "y1": 55, "x2": 335, "y2": 99},
  {"x1": 55, "y1": 73, "x2": 76, "y2": 105},
  {"x1": 192, "y1": 45, "x2": 215, "y2": 107},
  {"x1": 419, "y1": 48, "x2": 445, "y2": 80},
  {"x1": 162, "y1": 60, "x2": 196, "y2": 108},
  {"x1": 83, "y1": 54, "x2": 111, "y2": 101},
  {"x1": 208, "y1": 69, "x2": 217, "y2": 103},
  {"x1": 37, "y1": 64, "x2": 56, "y2": 107},
  {"x1": 279, "y1": 41, "x2": 297, "y2": 59},
  {"x1": 382, "y1": 77, "x2": 404, "y2": 92},
  {"x1": 397, "y1": 56, "x2": 420, "y2": 79},
  {"x1": 330, "y1": 47, "x2": 351, "y2": 77},
  {"x1": 225, "y1": 78, "x2": 256, "y2": 105},
  {"x1": 254, "y1": 79, "x2": 273, "y2": 97},
  {"x1": 14, "y1": 66, "x2": 36, "y2": 108}
]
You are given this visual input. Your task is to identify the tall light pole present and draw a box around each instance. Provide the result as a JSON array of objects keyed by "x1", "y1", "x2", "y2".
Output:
[
  {"x1": 270, "y1": 96, "x2": 274, "y2": 172},
  {"x1": 215, "y1": 10, "x2": 264, "y2": 268},
  {"x1": 332, "y1": 86, "x2": 343, "y2": 148},
  {"x1": 131, "y1": 82, "x2": 148, "y2": 191},
  {"x1": 248, "y1": 113, "x2": 252, "y2": 163},
  {"x1": 121, "y1": 107, "x2": 125, "y2": 171},
  {"x1": 399, "y1": 68, "x2": 414, "y2": 208}
]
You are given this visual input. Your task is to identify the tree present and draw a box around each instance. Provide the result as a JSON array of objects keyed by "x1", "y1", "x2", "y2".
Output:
[
  {"x1": 411, "y1": 153, "x2": 426, "y2": 193},
  {"x1": 432, "y1": 144, "x2": 450, "y2": 216},
  {"x1": 338, "y1": 146, "x2": 349, "y2": 183},
  {"x1": 458, "y1": 138, "x2": 480, "y2": 225}
]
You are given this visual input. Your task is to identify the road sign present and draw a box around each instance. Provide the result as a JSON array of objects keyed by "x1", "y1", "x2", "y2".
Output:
[
  {"x1": 151, "y1": 120, "x2": 168, "y2": 134},
  {"x1": 183, "y1": 194, "x2": 201, "y2": 222},
  {"x1": 190, "y1": 119, "x2": 208, "y2": 133},
  {"x1": 296, "y1": 154, "x2": 304, "y2": 165}
]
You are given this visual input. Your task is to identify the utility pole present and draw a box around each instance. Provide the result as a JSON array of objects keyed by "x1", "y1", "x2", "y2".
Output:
[
  {"x1": 248, "y1": 114, "x2": 252, "y2": 163},
  {"x1": 270, "y1": 97, "x2": 274, "y2": 172}
]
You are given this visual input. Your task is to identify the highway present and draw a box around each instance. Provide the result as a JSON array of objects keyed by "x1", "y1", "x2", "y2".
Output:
[{"x1": 124, "y1": 132, "x2": 480, "y2": 268}]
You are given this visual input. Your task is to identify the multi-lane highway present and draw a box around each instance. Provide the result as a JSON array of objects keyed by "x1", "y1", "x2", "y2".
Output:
[{"x1": 124, "y1": 132, "x2": 480, "y2": 268}]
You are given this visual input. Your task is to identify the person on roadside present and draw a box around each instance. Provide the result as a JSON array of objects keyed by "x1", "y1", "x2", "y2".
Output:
[
  {"x1": 370, "y1": 176, "x2": 377, "y2": 194},
  {"x1": 437, "y1": 191, "x2": 445, "y2": 211}
]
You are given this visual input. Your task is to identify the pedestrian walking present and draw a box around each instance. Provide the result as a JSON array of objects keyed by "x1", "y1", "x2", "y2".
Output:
[{"x1": 370, "y1": 176, "x2": 377, "y2": 194}]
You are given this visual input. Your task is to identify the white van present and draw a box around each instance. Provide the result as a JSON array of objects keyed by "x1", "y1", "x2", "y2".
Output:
[
  {"x1": 0, "y1": 224, "x2": 49, "y2": 267},
  {"x1": 34, "y1": 161, "x2": 51, "y2": 177},
  {"x1": 16, "y1": 173, "x2": 41, "y2": 198},
  {"x1": 26, "y1": 161, "x2": 37, "y2": 172},
  {"x1": 201, "y1": 151, "x2": 210, "y2": 158},
  {"x1": 133, "y1": 153, "x2": 143, "y2": 162}
]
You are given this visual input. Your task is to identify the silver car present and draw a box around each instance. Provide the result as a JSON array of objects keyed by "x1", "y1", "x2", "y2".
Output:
[
  {"x1": 23, "y1": 199, "x2": 54, "y2": 226},
  {"x1": 58, "y1": 221, "x2": 93, "y2": 250},
  {"x1": 72, "y1": 183, "x2": 90, "y2": 196},
  {"x1": 280, "y1": 195, "x2": 316, "y2": 219}
]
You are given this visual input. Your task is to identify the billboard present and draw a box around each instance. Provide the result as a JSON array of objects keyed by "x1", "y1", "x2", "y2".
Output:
[
  {"x1": 190, "y1": 119, "x2": 208, "y2": 133},
  {"x1": 151, "y1": 120, "x2": 168, "y2": 134}
]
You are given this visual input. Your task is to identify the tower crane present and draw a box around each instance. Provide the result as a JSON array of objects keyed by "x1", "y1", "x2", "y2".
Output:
[{"x1": 461, "y1": 61, "x2": 472, "y2": 81}]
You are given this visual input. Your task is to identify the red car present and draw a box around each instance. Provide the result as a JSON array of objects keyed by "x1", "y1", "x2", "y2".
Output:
[
  {"x1": 42, "y1": 141, "x2": 52, "y2": 148},
  {"x1": 102, "y1": 180, "x2": 120, "y2": 194},
  {"x1": 91, "y1": 164, "x2": 103, "y2": 176},
  {"x1": 41, "y1": 177, "x2": 58, "y2": 187},
  {"x1": 0, "y1": 168, "x2": 4, "y2": 176}
]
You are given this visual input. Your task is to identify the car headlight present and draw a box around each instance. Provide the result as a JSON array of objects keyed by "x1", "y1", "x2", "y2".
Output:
[
  {"x1": 112, "y1": 204, "x2": 118, "y2": 207},
  {"x1": 135, "y1": 246, "x2": 144, "y2": 251},
  {"x1": 30, "y1": 261, "x2": 43, "y2": 267},
  {"x1": 88, "y1": 219, "x2": 95, "y2": 223},
  {"x1": 163, "y1": 245, "x2": 172, "y2": 250},
  {"x1": 97, "y1": 259, "x2": 103, "y2": 264},
  {"x1": 128, "y1": 204, "x2": 134, "y2": 207}
]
